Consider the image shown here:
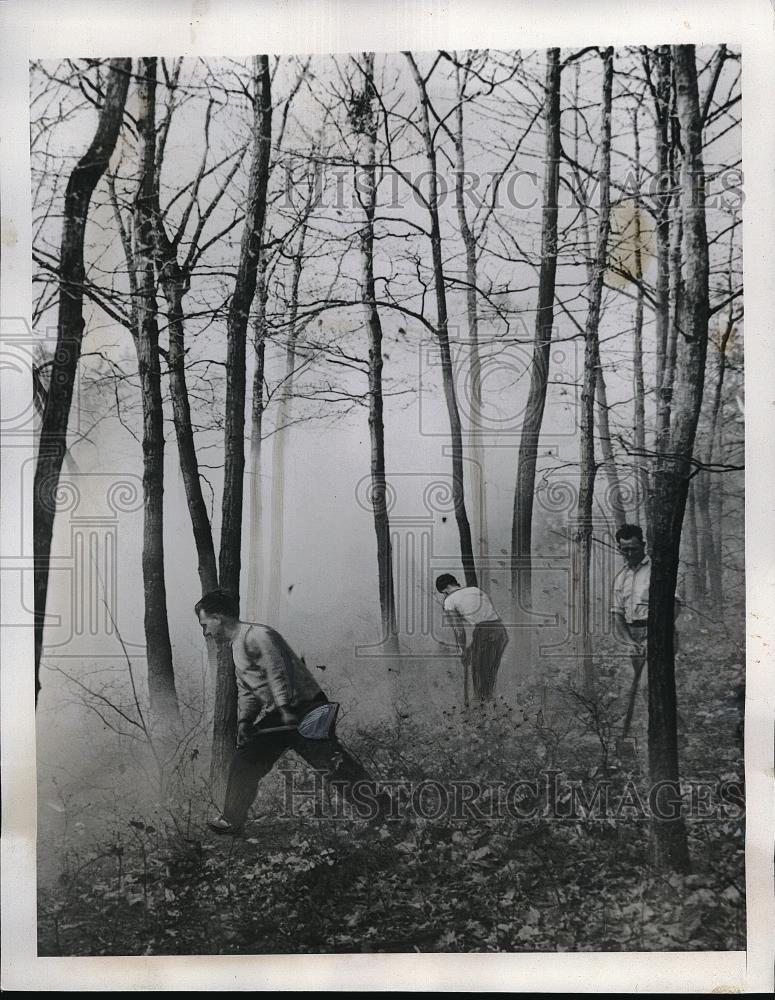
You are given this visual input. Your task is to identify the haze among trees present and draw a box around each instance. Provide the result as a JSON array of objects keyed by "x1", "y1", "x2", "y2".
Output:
[{"x1": 31, "y1": 47, "x2": 744, "y2": 954}]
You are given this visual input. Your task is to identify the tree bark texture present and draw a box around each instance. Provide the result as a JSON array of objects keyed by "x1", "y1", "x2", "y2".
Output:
[{"x1": 647, "y1": 44, "x2": 709, "y2": 873}]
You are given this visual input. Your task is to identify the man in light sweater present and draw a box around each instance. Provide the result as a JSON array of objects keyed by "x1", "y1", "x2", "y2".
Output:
[
  {"x1": 435, "y1": 574, "x2": 509, "y2": 702},
  {"x1": 610, "y1": 523, "x2": 683, "y2": 738},
  {"x1": 196, "y1": 588, "x2": 380, "y2": 834}
]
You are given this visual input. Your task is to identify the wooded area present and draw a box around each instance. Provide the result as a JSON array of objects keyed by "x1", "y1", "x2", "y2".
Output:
[{"x1": 31, "y1": 46, "x2": 744, "y2": 955}]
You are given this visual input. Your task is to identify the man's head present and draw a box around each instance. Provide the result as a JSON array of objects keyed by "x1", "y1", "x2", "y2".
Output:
[
  {"x1": 435, "y1": 573, "x2": 460, "y2": 596},
  {"x1": 615, "y1": 524, "x2": 646, "y2": 568},
  {"x1": 195, "y1": 588, "x2": 240, "y2": 641}
]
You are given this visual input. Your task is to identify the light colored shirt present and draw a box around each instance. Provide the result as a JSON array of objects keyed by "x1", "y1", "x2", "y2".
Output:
[
  {"x1": 231, "y1": 622, "x2": 323, "y2": 724},
  {"x1": 443, "y1": 586, "x2": 500, "y2": 627},
  {"x1": 611, "y1": 556, "x2": 651, "y2": 624}
]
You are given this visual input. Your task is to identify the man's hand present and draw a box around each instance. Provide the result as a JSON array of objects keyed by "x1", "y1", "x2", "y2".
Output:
[
  {"x1": 279, "y1": 706, "x2": 298, "y2": 726},
  {"x1": 237, "y1": 721, "x2": 254, "y2": 748},
  {"x1": 629, "y1": 641, "x2": 645, "y2": 659}
]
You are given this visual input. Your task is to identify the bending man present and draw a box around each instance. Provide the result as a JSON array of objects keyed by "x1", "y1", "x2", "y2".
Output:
[
  {"x1": 197, "y1": 589, "x2": 381, "y2": 833},
  {"x1": 435, "y1": 574, "x2": 509, "y2": 702}
]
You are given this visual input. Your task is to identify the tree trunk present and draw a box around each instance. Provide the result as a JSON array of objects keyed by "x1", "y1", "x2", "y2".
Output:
[
  {"x1": 153, "y1": 205, "x2": 218, "y2": 597},
  {"x1": 33, "y1": 58, "x2": 131, "y2": 705},
  {"x1": 266, "y1": 221, "x2": 307, "y2": 622},
  {"x1": 684, "y1": 480, "x2": 701, "y2": 605},
  {"x1": 356, "y1": 53, "x2": 399, "y2": 653},
  {"x1": 631, "y1": 104, "x2": 649, "y2": 523},
  {"x1": 700, "y1": 280, "x2": 735, "y2": 615},
  {"x1": 211, "y1": 54, "x2": 272, "y2": 786},
  {"x1": 246, "y1": 262, "x2": 268, "y2": 616},
  {"x1": 405, "y1": 52, "x2": 477, "y2": 588},
  {"x1": 647, "y1": 44, "x2": 709, "y2": 873},
  {"x1": 573, "y1": 48, "x2": 613, "y2": 695},
  {"x1": 512, "y1": 48, "x2": 561, "y2": 613},
  {"x1": 596, "y1": 366, "x2": 627, "y2": 530},
  {"x1": 133, "y1": 57, "x2": 180, "y2": 722},
  {"x1": 454, "y1": 59, "x2": 489, "y2": 591},
  {"x1": 647, "y1": 45, "x2": 672, "y2": 551}
]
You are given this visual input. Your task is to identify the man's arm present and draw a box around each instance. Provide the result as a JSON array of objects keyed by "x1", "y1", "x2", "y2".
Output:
[
  {"x1": 235, "y1": 673, "x2": 262, "y2": 747},
  {"x1": 443, "y1": 605, "x2": 468, "y2": 656},
  {"x1": 611, "y1": 610, "x2": 641, "y2": 651},
  {"x1": 610, "y1": 569, "x2": 642, "y2": 652},
  {"x1": 236, "y1": 671, "x2": 261, "y2": 726},
  {"x1": 244, "y1": 627, "x2": 297, "y2": 724}
]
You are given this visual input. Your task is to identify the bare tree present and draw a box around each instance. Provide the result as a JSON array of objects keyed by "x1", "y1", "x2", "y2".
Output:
[
  {"x1": 451, "y1": 53, "x2": 490, "y2": 589},
  {"x1": 572, "y1": 47, "x2": 613, "y2": 694},
  {"x1": 511, "y1": 48, "x2": 561, "y2": 613},
  {"x1": 246, "y1": 259, "x2": 269, "y2": 615},
  {"x1": 352, "y1": 52, "x2": 399, "y2": 652},
  {"x1": 630, "y1": 101, "x2": 650, "y2": 521},
  {"x1": 265, "y1": 153, "x2": 319, "y2": 622},
  {"x1": 647, "y1": 44, "x2": 709, "y2": 873},
  {"x1": 405, "y1": 51, "x2": 477, "y2": 588},
  {"x1": 211, "y1": 54, "x2": 273, "y2": 784},
  {"x1": 33, "y1": 58, "x2": 132, "y2": 705},
  {"x1": 132, "y1": 57, "x2": 180, "y2": 721}
]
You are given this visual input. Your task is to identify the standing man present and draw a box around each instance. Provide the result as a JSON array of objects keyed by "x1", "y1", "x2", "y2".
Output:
[
  {"x1": 610, "y1": 523, "x2": 681, "y2": 738},
  {"x1": 610, "y1": 524, "x2": 651, "y2": 659},
  {"x1": 435, "y1": 574, "x2": 509, "y2": 703},
  {"x1": 196, "y1": 589, "x2": 381, "y2": 834}
]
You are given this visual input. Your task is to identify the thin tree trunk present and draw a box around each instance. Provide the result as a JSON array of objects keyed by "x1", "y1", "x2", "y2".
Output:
[
  {"x1": 405, "y1": 52, "x2": 477, "y2": 588},
  {"x1": 631, "y1": 104, "x2": 649, "y2": 522},
  {"x1": 153, "y1": 205, "x2": 218, "y2": 596},
  {"x1": 709, "y1": 434, "x2": 723, "y2": 596},
  {"x1": 211, "y1": 54, "x2": 272, "y2": 786},
  {"x1": 596, "y1": 366, "x2": 627, "y2": 530},
  {"x1": 695, "y1": 471, "x2": 717, "y2": 612},
  {"x1": 632, "y1": 261, "x2": 648, "y2": 519},
  {"x1": 647, "y1": 44, "x2": 708, "y2": 873},
  {"x1": 573, "y1": 48, "x2": 613, "y2": 695},
  {"x1": 512, "y1": 48, "x2": 561, "y2": 614},
  {"x1": 647, "y1": 45, "x2": 672, "y2": 551},
  {"x1": 246, "y1": 261, "x2": 268, "y2": 616},
  {"x1": 708, "y1": 418, "x2": 724, "y2": 611},
  {"x1": 266, "y1": 210, "x2": 309, "y2": 622},
  {"x1": 133, "y1": 57, "x2": 180, "y2": 722},
  {"x1": 700, "y1": 241, "x2": 735, "y2": 614},
  {"x1": 684, "y1": 480, "x2": 701, "y2": 605},
  {"x1": 33, "y1": 58, "x2": 131, "y2": 705},
  {"x1": 454, "y1": 59, "x2": 489, "y2": 591},
  {"x1": 356, "y1": 53, "x2": 399, "y2": 653}
]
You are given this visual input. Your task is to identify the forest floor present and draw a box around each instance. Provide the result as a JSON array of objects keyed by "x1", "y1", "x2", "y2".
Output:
[{"x1": 37, "y1": 615, "x2": 746, "y2": 956}]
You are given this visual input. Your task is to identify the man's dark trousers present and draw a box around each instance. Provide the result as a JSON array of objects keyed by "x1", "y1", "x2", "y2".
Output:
[{"x1": 222, "y1": 698, "x2": 383, "y2": 827}]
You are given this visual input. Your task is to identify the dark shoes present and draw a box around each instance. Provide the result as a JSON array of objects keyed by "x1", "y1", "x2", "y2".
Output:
[{"x1": 207, "y1": 815, "x2": 244, "y2": 835}]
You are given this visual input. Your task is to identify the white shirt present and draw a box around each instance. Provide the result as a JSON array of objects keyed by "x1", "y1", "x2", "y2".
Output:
[
  {"x1": 443, "y1": 586, "x2": 500, "y2": 627},
  {"x1": 611, "y1": 556, "x2": 651, "y2": 624}
]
